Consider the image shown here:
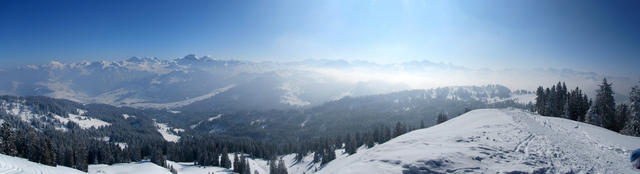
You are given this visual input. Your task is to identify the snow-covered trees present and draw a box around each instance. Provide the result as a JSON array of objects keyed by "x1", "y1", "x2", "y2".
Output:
[
  {"x1": 345, "y1": 134, "x2": 357, "y2": 155},
  {"x1": 587, "y1": 78, "x2": 617, "y2": 131},
  {"x1": 0, "y1": 122, "x2": 17, "y2": 156},
  {"x1": 269, "y1": 158, "x2": 288, "y2": 174},
  {"x1": 615, "y1": 104, "x2": 630, "y2": 132},
  {"x1": 622, "y1": 84, "x2": 640, "y2": 136},
  {"x1": 220, "y1": 148, "x2": 231, "y2": 168},
  {"x1": 321, "y1": 147, "x2": 336, "y2": 165},
  {"x1": 233, "y1": 154, "x2": 251, "y2": 174}
]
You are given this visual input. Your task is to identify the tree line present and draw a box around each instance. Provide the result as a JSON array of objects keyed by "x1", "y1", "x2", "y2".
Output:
[{"x1": 535, "y1": 79, "x2": 640, "y2": 136}]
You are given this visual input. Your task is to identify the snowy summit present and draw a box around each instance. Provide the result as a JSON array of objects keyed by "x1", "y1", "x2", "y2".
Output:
[{"x1": 319, "y1": 109, "x2": 640, "y2": 174}]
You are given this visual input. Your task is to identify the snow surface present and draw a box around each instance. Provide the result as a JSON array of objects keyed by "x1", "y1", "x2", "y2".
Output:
[
  {"x1": 53, "y1": 109, "x2": 111, "y2": 129},
  {"x1": 3, "y1": 108, "x2": 639, "y2": 174},
  {"x1": 190, "y1": 114, "x2": 223, "y2": 129},
  {"x1": 165, "y1": 161, "x2": 232, "y2": 174},
  {"x1": 318, "y1": 109, "x2": 640, "y2": 174},
  {"x1": 0, "y1": 153, "x2": 84, "y2": 174},
  {"x1": 153, "y1": 119, "x2": 182, "y2": 142},
  {"x1": 208, "y1": 114, "x2": 223, "y2": 121},
  {"x1": 1, "y1": 101, "x2": 110, "y2": 130},
  {"x1": 167, "y1": 110, "x2": 181, "y2": 114},
  {"x1": 89, "y1": 161, "x2": 171, "y2": 174},
  {"x1": 121, "y1": 114, "x2": 134, "y2": 119}
]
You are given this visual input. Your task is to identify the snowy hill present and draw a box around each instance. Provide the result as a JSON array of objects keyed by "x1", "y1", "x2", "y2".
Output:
[
  {"x1": 0, "y1": 154, "x2": 231, "y2": 174},
  {"x1": 0, "y1": 153, "x2": 84, "y2": 174},
  {"x1": 318, "y1": 109, "x2": 640, "y2": 174}
]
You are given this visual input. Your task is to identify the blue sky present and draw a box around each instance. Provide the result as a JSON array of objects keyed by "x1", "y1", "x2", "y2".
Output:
[{"x1": 1, "y1": 0, "x2": 639, "y2": 76}]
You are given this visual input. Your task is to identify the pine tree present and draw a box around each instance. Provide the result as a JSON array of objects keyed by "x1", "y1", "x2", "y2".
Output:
[
  {"x1": 269, "y1": 158, "x2": 276, "y2": 174},
  {"x1": 220, "y1": 148, "x2": 231, "y2": 168},
  {"x1": 588, "y1": 78, "x2": 617, "y2": 130},
  {"x1": 567, "y1": 87, "x2": 589, "y2": 121},
  {"x1": 233, "y1": 152, "x2": 239, "y2": 173},
  {"x1": 212, "y1": 151, "x2": 220, "y2": 166},
  {"x1": 372, "y1": 127, "x2": 381, "y2": 144},
  {"x1": 615, "y1": 104, "x2": 630, "y2": 132},
  {"x1": 383, "y1": 126, "x2": 392, "y2": 142},
  {"x1": 241, "y1": 155, "x2": 251, "y2": 174},
  {"x1": 0, "y1": 122, "x2": 17, "y2": 156},
  {"x1": 321, "y1": 147, "x2": 336, "y2": 165},
  {"x1": 622, "y1": 84, "x2": 640, "y2": 136},
  {"x1": 26, "y1": 127, "x2": 41, "y2": 163},
  {"x1": 437, "y1": 112, "x2": 448, "y2": 124},
  {"x1": 419, "y1": 120, "x2": 425, "y2": 129},
  {"x1": 549, "y1": 85, "x2": 557, "y2": 116},
  {"x1": 277, "y1": 158, "x2": 288, "y2": 174},
  {"x1": 345, "y1": 134, "x2": 357, "y2": 155},
  {"x1": 150, "y1": 148, "x2": 166, "y2": 167},
  {"x1": 579, "y1": 95, "x2": 592, "y2": 122},
  {"x1": 294, "y1": 152, "x2": 304, "y2": 163},
  {"x1": 41, "y1": 136, "x2": 56, "y2": 166},
  {"x1": 312, "y1": 150, "x2": 321, "y2": 163},
  {"x1": 393, "y1": 121, "x2": 406, "y2": 138},
  {"x1": 73, "y1": 143, "x2": 88, "y2": 172}
]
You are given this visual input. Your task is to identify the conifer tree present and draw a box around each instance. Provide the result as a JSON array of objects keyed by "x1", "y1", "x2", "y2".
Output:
[
  {"x1": 73, "y1": 143, "x2": 88, "y2": 172},
  {"x1": 41, "y1": 136, "x2": 56, "y2": 166},
  {"x1": 26, "y1": 127, "x2": 41, "y2": 163},
  {"x1": 220, "y1": 148, "x2": 231, "y2": 168},
  {"x1": 614, "y1": 104, "x2": 629, "y2": 132},
  {"x1": 588, "y1": 78, "x2": 617, "y2": 130},
  {"x1": 312, "y1": 150, "x2": 321, "y2": 163},
  {"x1": 321, "y1": 147, "x2": 335, "y2": 165},
  {"x1": 277, "y1": 158, "x2": 288, "y2": 174},
  {"x1": 241, "y1": 155, "x2": 251, "y2": 174},
  {"x1": 269, "y1": 158, "x2": 276, "y2": 174},
  {"x1": 233, "y1": 152, "x2": 239, "y2": 173},
  {"x1": 622, "y1": 84, "x2": 640, "y2": 136},
  {"x1": 393, "y1": 121, "x2": 406, "y2": 138},
  {"x1": 437, "y1": 112, "x2": 448, "y2": 124},
  {"x1": 345, "y1": 134, "x2": 357, "y2": 155},
  {"x1": 0, "y1": 122, "x2": 17, "y2": 156}
]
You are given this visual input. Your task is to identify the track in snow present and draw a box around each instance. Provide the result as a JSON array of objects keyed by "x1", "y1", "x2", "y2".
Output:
[{"x1": 318, "y1": 109, "x2": 640, "y2": 174}]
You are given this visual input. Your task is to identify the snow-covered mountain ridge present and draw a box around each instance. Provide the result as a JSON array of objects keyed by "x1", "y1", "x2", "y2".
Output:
[
  {"x1": 4, "y1": 54, "x2": 605, "y2": 111},
  {"x1": 318, "y1": 109, "x2": 640, "y2": 174}
]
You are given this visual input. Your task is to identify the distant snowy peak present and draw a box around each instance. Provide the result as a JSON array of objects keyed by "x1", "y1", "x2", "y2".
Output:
[
  {"x1": 125, "y1": 56, "x2": 161, "y2": 63},
  {"x1": 4, "y1": 54, "x2": 543, "y2": 111},
  {"x1": 318, "y1": 109, "x2": 640, "y2": 174}
]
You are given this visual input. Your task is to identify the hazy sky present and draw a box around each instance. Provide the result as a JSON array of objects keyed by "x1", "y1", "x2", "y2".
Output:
[{"x1": 1, "y1": 0, "x2": 639, "y2": 76}]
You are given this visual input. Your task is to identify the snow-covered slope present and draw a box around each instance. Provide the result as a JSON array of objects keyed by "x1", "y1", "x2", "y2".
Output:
[
  {"x1": 89, "y1": 161, "x2": 171, "y2": 174},
  {"x1": 318, "y1": 109, "x2": 640, "y2": 174},
  {"x1": 0, "y1": 100, "x2": 110, "y2": 131},
  {"x1": 0, "y1": 153, "x2": 84, "y2": 174},
  {"x1": 153, "y1": 119, "x2": 183, "y2": 142}
]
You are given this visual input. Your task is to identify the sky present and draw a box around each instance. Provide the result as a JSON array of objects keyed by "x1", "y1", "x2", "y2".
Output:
[{"x1": 1, "y1": 0, "x2": 640, "y2": 76}]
